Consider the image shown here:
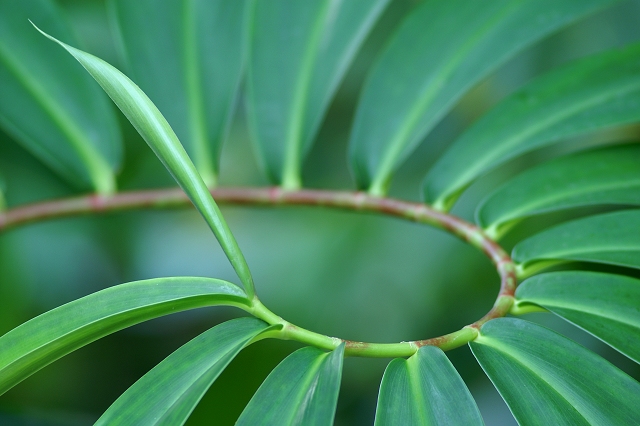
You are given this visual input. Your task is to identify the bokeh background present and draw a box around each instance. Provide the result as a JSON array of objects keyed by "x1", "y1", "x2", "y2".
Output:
[{"x1": 1, "y1": 0, "x2": 640, "y2": 424}]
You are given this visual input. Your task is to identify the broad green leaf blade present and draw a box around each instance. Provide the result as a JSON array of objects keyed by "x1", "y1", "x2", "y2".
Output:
[
  {"x1": 96, "y1": 318, "x2": 272, "y2": 426},
  {"x1": 0, "y1": 277, "x2": 249, "y2": 395},
  {"x1": 237, "y1": 344, "x2": 345, "y2": 426},
  {"x1": 349, "y1": 0, "x2": 619, "y2": 196},
  {"x1": 248, "y1": 0, "x2": 389, "y2": 188},
  {"x1": 110, "y1": 0, "x2": 251, "y2": 185},
  {"x1": 425, "y1": 42, "x2": 640, "y2": 210},
  {"x1": 375, "y1": 346, "x2": 483, "y2": 426},
  {"x1": 0, "y1": 0, "x2": 121, "y2": 193},
  {"x1": 515, "y1": 271, "x2": 640, "y2": 363},
  {"x1": 35, "y1": 26, "x2": 256, "y2": 297},
  {"x1": 477, "y1": 144, "x2": 640, "y2": 237},
  {"x1": 470, "y1": 318, "x2": 640, "y2": 425},
  {"x1": 513, "y1": 210, "x2": 640, "y2": 275}
]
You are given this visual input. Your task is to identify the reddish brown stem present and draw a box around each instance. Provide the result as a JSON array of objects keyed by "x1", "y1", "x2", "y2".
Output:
[{"x1": 0, "y1": 186, "x2": 516, "y2": 354}]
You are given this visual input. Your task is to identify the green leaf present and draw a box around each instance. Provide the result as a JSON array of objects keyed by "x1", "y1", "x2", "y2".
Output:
[
  {"x1": 515, "y1": 271, "x2": 640, "y2": 363},
  {"x1": 513, "y1": 210, "x2": 640, "y2": 275},
  {"x1": 0, "y1": 0, "x2": 121, "y2": 193},
  {"x1": 248, "y1": 0, "x2": 389, "y2": 188},
  {"x1": 477, "y1": 144, "x2": 640, "y2": 237},
  {"x1": 237, "y1": 344, "x2": 345, "y2": 426},
  {"x1": 0, "y1": 171, "x2": 6, "y2": 211},
  {"x1": 424, "y1": 42, "x2": 640, "y2": 210},
  {"x1": 0, "y1": 277, "x2": 249, "y2": 395},
  {"x1": 375, "y1": 346, "x2": 483, "y2": 425},
  {"x1": 109, "y1": 0, "x2": 251, "y2": 185},
  {"x1": 470, "y1": 318, "x2": 640, "y2": 425},
  {"x1": 96, "y1": 318, "x2": 272, "y2": 426},
  {"x1": 349, "y1": 0, "x2": 619, "y2": 196},
  {"x1": 34, "y1": 25, "x2": 256, "y2": 298}
]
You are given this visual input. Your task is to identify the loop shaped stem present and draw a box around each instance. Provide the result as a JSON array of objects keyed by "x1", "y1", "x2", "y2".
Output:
[{"x1": 0, "y1": 187, "x2": 516, "y2": 357}]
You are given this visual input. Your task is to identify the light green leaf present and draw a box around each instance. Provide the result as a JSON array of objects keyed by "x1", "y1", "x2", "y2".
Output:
[
  {"x1": 375, "y1": 346, "x2": 483, "y2": 426},
  {"x1": 477, "y1": 144, "x2": 640, "y2": 237},
  {"x1": 513, "y1": 210, "x2": 640, "y2": 276},
  {"x1": 0, "y1": 0, "x2": 121, "y2": 193},
  {"x1": 425, "y1": 42, "x2": 640, "y2": 210},
  {"x1": 470, "y1": 318, "x2": 640, "y2": 425},
  {"x1": 109, "y1": 0, "x2": 251, "y2": 185},
  {"x1": 349, "y1": 0, "x2": 619, "y2": 196},
  {"x1": 515, "y1": 271, "x2": 640, "y2": 363},
  {"x1": 248, "y1": 0, "x2": 389, "y2": 188},
  {"x1": 0, "y1": 277, "x2": 249, "y2": 395},
  {"x1": 96, "y1": 318, "x2": 272, "y2": 426},
  {"x1": 237, "y1": 344, "x2": 345, "y2": 426},
  {"x1": 35, "y1": 25, "x2": 256, "y2": 298}
]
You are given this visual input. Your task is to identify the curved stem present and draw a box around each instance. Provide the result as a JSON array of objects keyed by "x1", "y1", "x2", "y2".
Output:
[{"x1": 0, "y1": 186, "x2": 517, "y2": 357}]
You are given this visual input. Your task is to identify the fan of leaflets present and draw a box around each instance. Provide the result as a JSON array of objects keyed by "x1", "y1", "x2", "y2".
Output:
[{"x1": 0, "y1": 0, "x2": 639, "y2": 424}]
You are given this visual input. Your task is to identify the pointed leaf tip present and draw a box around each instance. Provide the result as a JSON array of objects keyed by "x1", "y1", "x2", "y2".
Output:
[
  {"x1": 0, "y1": 2, "x2": 120, "y2": 193},
  {"x1": 33, "y1": 22, "x2": 256, "y2": 298}
]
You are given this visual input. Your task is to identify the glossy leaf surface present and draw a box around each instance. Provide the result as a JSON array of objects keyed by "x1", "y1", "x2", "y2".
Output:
[
  {"x1": 0, "y1": 0, "x2": 121, "y2": 193},
  {"x1": 36, "y1": 27, "x2": 256, "y2": 297},
  {"x1": 110, "y1": 0, "x2": 250, "y2": 184},
  {"x1": 470, "y1": 318, "x2": 640, "y2": 425},
  {"x1": 513, "y1": 210, "x2": 640, "y2": 274},
  {"x1": 248, "y1": 0, "x2": 389, "y2": 187},
  {"x1": 425, "y1": 42, "x2": 640, "y2": 210},
  {"x1": 477, "y1": 144, "x2": 640, "y2": 236},
  {"x1": 350, "y1": 0, "x2": 618, "y2": 195},
  {"x1": 0, "y1": 277, "x2": 249, "y2": 395},
  {"x1": 237, "y1": 344, "x2": 345, "y2": 426},
  {"x1": 96, "y1": 318, "x2": 271, "y2": 426},
  {"x1": 375, "y1": 346, "x2": 483, "y2": 425},
  {"x1": 516, "y1": 271, "x2": 640, "y2": 363}
]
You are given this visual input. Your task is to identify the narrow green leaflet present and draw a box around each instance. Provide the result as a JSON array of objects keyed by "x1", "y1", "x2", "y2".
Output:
[
  {"x1": 349, "y1": 0, "x2": 619, "y2": 196},
  {"x1": 110, "y1": 0, "x2": 251, "y2": 185},
  {"x1": 35, "y1": 26, "x2": 256, "y2": 297},
  {"x1": 237, "y1": 344, "x2": 345, "y2": 426},
  {"x1": 0, "y1": 0, "x2": 121, "y2": 193},
  {"x1": 477, "y1": 144, "x2": 640, "y2": 237},
  {"x1": 375, "y1": 346, "x2": 483, "y2": 425},
  {"x1": 96, "y1": 318, "x2": 272, "y2": 426},
  {"x1": 515, "y1": 271, "x2": 640, "y2": 363},
  {"x1": 0, "y1": 171, "x2": 6, "y2": 211},
  {"x1": 0, "y1": 277, "x2": 249, "y2": 395},
  {"x1": 248, "y1": 0, "x2": 389, "y2": 188},
  {"x1": 513, "y1": 209, "x2": 640, "y2": 276},
  {"x1": 470, "y1": 318, "x2": 640, "y2": 425},
  {"x1": 424, "y1": 42, "x2": 640, "y2": 210}
]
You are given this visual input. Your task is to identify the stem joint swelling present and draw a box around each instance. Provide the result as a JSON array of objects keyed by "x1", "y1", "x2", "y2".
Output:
[{"x1": 0, "y1": 187, "x2": 517, "y2": 358}]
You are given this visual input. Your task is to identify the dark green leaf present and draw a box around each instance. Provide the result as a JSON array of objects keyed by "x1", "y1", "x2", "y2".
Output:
[
  {"x1": 0, "y1": 171, "x2": 5, "y2": 210},
  {"x1": 0, "y1": 277, "x2": 249, "y2": 395},
  {"x1": 237, "y1": 344, "x2": 345, "y2": 426},
  {"x1": 516, "y1": 271, "x2": 640, "y2": 363},
  {"x1": 110, "y1": 0, "x2": 251, "y2": 185},
  {"x1": 96, "y1": 318, "x2": 272, "y2": 426},
  {"x1": 470, "y1": 318, "x2": 640, "y2": 425},
  {"x1": 425, "y1": 42, "x2": 640, "y2": 210},
  {"x1": 35, "y1": 26, "x2": 256, "y2": 297},
  {"x1": 477, "y1": 144, "x2": 640, "y2": 237},
  {"x1": 0, "y1": 0, "x2": 121, "y2": 193},
  {"x1": 349, "y1": 0, "x2": 619, "y2": 195},
  {"x1": 513, "y1": 210, "x2": 640, "y2": 275},
  {"x1": 375, "y1": 346, "x2": 483, "y2": 425},
  {"x1": 248, "y1": 0, "x2": 389, "y2": 188}
]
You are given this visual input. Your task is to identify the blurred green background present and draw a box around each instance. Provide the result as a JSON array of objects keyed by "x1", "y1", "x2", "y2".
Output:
[{"x1": 1, "y1": 0, "x2": 640, "y2": 424}]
